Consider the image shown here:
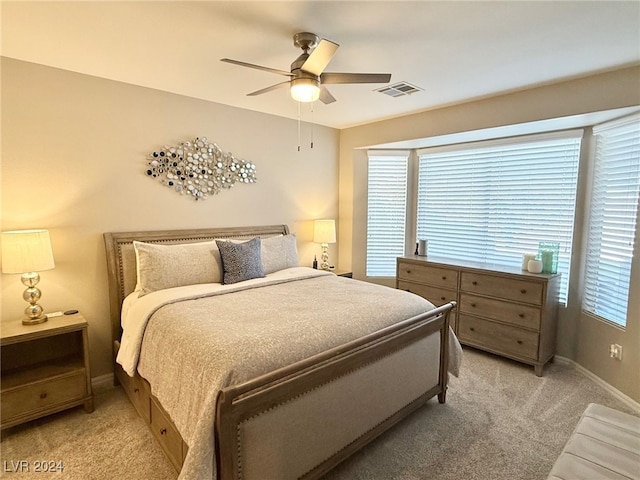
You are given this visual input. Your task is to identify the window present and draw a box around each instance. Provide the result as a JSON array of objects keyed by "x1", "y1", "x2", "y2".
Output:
[
  {"x1": 366, "y1": 153, "x2": 408, "y2": 276},
  {"x1": 583, "y1": 115, "x2": 640, "y2": 327},
  {"x1": 416, "y1": 131, "x2": 582, "y2": 304}
]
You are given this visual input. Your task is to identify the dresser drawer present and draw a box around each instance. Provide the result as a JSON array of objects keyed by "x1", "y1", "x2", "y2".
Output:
[
  {"x1": 459, "y1": 293, "x2": 541, "y2": 330},
  {"x1": 118, "y1": 367, "x2": 151, "y2": 423},
  {"x1": 1, "y1": 371, "x2": 86, "y2": 421},
  {"x1": 397, "y1": 262, "x2": 458, "y2": 289},
  {"x1": 458, "y1": 314, "x2": 539, "y2": 360},
  {"x1": 460, "y1": 272, "x2": 543, "y2": 305},
  {"x1": 151, "y1": 397, "x2": 185, "y2": 471},
  {"x1": 397, "y1": 281, "x2": 457, "y2": 306}
]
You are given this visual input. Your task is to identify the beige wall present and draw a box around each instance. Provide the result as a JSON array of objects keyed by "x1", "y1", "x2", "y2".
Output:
[
  {"x1": 339, "y1": 66, "x2": 640, "y2": 402},
  {"x1": 1, "y1": 58, "x2": 340, "y2": 378}
]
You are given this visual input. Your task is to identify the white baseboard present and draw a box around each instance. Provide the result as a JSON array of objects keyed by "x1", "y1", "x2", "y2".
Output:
[
  {"x1": 91, "y1": 373, "x2": 115, "y2": 393},
  {"x1": 555, "y1": 356, "x2": 640, "y2": 413}
]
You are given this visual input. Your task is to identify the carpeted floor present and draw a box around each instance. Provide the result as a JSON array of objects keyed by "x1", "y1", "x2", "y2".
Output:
[{"x1": 1, "y1": 347, "x2": 637, "y2": 480}]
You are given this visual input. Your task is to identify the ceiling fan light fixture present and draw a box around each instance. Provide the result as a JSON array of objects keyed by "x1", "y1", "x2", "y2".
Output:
[{"x1": 290, "y1": 78, "x2": 320, "y2": 103}]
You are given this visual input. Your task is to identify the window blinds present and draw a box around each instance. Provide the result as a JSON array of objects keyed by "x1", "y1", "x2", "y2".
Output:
[
  {"x1": 583, "y1": 115, "x2": 640, "y2": 327},
  {"x1": 366, "y1": 153, "x2": 409, "y2": 276},
  {"x1": 417, "y1": 131, "x2": 583, "y2": 304}
]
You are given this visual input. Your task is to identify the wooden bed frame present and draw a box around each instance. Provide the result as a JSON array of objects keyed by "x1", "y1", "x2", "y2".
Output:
[{"x1": 104, "y1": 225, "x2": 455, "y2": 480}]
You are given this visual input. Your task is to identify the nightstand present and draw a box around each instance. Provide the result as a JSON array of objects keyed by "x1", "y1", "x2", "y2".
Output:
[
  {"x1": 334, "y1": 270, "x2": 353, "y2": 278},
  {"x1": 1, "y1": 312, "x2": 93, "y2": 429}
]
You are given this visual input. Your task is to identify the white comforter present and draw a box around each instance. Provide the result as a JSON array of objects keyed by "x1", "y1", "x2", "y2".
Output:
[{"x1": 117, "y1": 267, "x2": 461, "y2": 480}]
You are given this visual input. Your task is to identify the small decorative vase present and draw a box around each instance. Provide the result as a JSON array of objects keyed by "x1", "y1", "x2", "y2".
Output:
[
  {"x1": 527, "y1": 259, "x2": 543, "y2": 274},
  {"x1": 522, "y1": 253, "x2": 537, "y2": 270}
]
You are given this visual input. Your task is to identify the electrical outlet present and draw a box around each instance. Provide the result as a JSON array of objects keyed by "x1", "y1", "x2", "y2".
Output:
[{"x1": 609, "y1": 344, "x2": 623, "y2": 360}]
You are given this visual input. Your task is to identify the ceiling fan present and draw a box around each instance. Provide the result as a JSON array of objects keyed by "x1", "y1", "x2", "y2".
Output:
[{"x1": 221, "y1": 32, "x2": 391, "y2": 104}]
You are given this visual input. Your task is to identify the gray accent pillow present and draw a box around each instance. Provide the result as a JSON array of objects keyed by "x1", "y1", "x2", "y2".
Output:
[
  {"x1": 261, "y1": 234, "x2": 299, "y2": 274},
  {"x1": 216, "y1": 237, "x2": 265, "y2": 285},
  {"x1": 133, "y1": 240, "x2": 222, "y2": 296}
]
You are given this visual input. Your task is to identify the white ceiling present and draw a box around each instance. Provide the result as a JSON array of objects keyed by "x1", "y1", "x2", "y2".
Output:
[{"x1": 2, "y1": 1, "x2": 639, "y2": 129}]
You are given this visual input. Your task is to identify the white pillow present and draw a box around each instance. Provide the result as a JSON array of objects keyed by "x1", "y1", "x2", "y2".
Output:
[
  {"x1": 261, "y1": 234, "x2": 299, "y2": 274},
  {"x1": 133, "y1": 240, "x2": 222, "y2": 296}
]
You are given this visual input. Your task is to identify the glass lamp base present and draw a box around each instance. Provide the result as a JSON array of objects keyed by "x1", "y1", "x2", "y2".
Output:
[
  {"x1": 21, "y1": 272, "x2": 48, "y2": 325},
  {"x1": 23, "y1": 314, "x2": 48, "y2": 325}
]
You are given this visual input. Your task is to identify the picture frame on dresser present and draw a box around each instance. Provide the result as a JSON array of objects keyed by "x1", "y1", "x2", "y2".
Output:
[{"x1": 397, "y1": 256, "x2": 560, "y2": 376}]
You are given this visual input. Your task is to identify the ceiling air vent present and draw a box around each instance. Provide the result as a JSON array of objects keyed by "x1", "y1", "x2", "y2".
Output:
[{"x1": 375, "y1": 81, "x2": 423, "y2": 98}]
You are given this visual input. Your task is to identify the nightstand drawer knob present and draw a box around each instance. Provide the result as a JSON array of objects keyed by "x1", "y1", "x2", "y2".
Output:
[
  {"x1": 519, "y1": 313, "x2": 525, "y2": 318},
  {"x1": 469, "y1": 327, "x2": 475, "y2": 332},
  {"x1": 521, "y1": 289, "x2": 527, "y2": 294},
  {"x1": 470, "y1": 303, "x2": 476, "y2": 307},
  {"x1": 472, "y1": 281, "x2": 477, "y2": 285},
  {"x1": 40, "y1": 392, "x2": 47, "y2": 399},
  {"x1": 406, "y1": 270, "x2": 411, "y2": 274},
  {"x1": 441, "y1": 296, "x2": 446, "y2": 301},
  {"x1": 442, "y1": 276, "x2": 447, "y2": 280},
  {"x1": 517, "y1": 340, "x2": 523, "y2": 344}
]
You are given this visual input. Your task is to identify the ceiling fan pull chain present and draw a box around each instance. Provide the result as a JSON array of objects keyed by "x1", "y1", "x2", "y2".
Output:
[
  {"x1": 297, "y1": 102, "x2": 301, "y2": 152},
  {"x1": 310, "y1": 103, "x2": 314, "y2": 149}
]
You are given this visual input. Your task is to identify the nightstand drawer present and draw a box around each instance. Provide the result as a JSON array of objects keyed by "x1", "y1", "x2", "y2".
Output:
[
  {"x1": 459, "y1": 293, "x2": 541, "y2": 330},
  {"x1": 460, "y1": 272, "x2": 543, "y2": 305},
  {"x1": 1, "y1": 371, "x2": 86, "y2": 421},
  {"x1": 397, "y1": 281, "x2": 457, "y2": 306},
  {"x1": 151, "y1": 397, "x2": 184, "y2": 471},
  {"x1": 458, "y1": 314, "x2": 539, "y2": 360},
  {"x1": 397, "y1": 263, "x2": 458, "y2": 289}
]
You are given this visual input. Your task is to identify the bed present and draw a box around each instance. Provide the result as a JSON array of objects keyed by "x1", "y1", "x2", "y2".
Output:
[{"x1": 104, "y1": 224, "x2": 459, "y2": 480}]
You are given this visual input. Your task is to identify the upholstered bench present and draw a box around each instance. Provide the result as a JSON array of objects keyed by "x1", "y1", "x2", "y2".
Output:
[{"x1": 547, "y1": 403, "x2": 640, "y2": 480}]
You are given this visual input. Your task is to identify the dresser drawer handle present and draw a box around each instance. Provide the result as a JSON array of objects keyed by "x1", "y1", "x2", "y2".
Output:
[
  {"x1": 470, "y1": 303, "x2": 476, "y2": 307},
  {"x1": 521, "y1": 289, "x2": 527, "y2": 294},
  {"x1": 441, "y1": 296, "x2": 446, "y2": 301},
  {"x1": 160, "y1": 428, "x2": 167, "y2": 435},
  {"x1": 469, "y1": 327, "x2": 475, "y2": 332},
  {"x1": 518, "y1": 313, "x2": 525, "y2": 318},
  {"x1": 134, "y1": 388, "x2": 140, "y2": 394},
  {"x1": 472, "y1": 281, "x2": 477, "y2": 285},
  {"x1": 442, "y1": 276, "x2": 447, "y2": 280},
  {"x1": 40, "y1": 392, "x2": 48, "y2": 399},
  {"x1": 406, "y1": 270, "x2": 411, "y2": 274},
  {"x1": 517, "y1": 340, "x2": 523, "y2": 345}
]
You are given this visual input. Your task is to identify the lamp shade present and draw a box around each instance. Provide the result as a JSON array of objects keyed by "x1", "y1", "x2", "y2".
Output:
[
  {"x1": 313, "y1": 219, "x2": 336, "y2": 244},
  {"x1": 1, "y1": 229, "x2": 55, "y2": 274}
]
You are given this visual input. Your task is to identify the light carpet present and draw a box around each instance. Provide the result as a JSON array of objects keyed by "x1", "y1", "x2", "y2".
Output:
[{"x1": 1, "y1": 348, "x2": 637, "y2": 480}]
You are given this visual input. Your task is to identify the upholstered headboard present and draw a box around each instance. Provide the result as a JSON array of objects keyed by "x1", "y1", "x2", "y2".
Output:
[{"x1": 103, "y1": 225, "x2": 289, "y2": 357}]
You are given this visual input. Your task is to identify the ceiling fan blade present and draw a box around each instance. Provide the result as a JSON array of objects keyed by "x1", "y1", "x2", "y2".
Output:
[
  {"x1": 319, "y1": 86, "x2": 336, "y2": 105},
  {"x1": 300, "y1": 39, "x2": 339, "y2": 76},
  {"x1": 247, "y1": 81, "x2": 290, "y2": 97},
  {"x1": 221, "y1": 58, "x2": 293, "y2": 77},
  {"x1": 321, "y1": 72, "x2": 391, "y2": 84}
]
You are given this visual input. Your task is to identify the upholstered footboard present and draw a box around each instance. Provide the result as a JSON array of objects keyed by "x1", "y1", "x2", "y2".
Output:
[{"x1": 215, "y1": 303, "x2": 453, "y2": 480}]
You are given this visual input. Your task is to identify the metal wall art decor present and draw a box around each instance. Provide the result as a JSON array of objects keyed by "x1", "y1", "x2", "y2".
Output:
[{"x1": 145, "y1": 136, "x2": 257, "y2": 200}]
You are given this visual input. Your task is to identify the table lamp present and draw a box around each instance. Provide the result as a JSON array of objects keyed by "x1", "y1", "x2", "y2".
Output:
[
  {"x1": 313, "y1": 219, "x2": 336, "y2": 271},
  {"x1": 1, "y1": 229, "x2": 55, "y2": 325}
]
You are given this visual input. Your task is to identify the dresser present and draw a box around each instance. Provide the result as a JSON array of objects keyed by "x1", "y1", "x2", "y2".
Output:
[{"x1": 397, "y1": 256, "x2": 560, "y2": 376}]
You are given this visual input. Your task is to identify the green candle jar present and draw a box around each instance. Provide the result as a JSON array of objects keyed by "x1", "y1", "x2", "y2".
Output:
[{"x1": 538, "y1": 242, "x2": 559, "y2": 274}]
